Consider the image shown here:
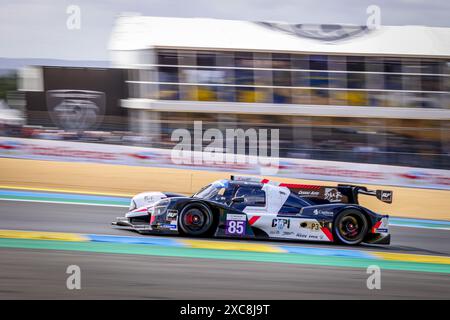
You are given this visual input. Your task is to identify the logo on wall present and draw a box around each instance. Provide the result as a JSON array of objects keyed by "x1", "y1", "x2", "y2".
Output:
[
  {"x1": 46, "y1": 90, "x2": 105, "y2": 131},
  {"x1": 256, "y1": 22, "x2": 369, "y2": 42}
]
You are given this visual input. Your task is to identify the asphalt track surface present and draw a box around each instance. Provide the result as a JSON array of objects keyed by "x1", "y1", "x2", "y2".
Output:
[{"x1": 1, "y1": 200, "x2": 449, "y2": 299}]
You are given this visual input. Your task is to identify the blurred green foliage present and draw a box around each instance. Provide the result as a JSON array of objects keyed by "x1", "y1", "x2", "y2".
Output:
[{"x1": 0, "y1": 72, "x2": 17, "y2": 100}]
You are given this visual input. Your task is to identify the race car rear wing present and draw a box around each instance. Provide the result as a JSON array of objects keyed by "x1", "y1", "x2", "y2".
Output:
[
  {"x1": 337, "y1": 184, "x2": 393, "y2": 204},
  {"x1": 287, "y1": 184, "x2": 393, "y2": 205}
]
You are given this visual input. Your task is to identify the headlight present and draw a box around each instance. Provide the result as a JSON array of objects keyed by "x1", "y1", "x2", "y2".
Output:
[{"x1": 148, "y1": 199, "x2": 170, "y2": 216}]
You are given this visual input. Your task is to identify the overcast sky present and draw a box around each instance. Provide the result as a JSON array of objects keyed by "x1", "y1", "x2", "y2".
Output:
[{"x1": 1, "y1": 0, "x2": 449, "y2": 61}]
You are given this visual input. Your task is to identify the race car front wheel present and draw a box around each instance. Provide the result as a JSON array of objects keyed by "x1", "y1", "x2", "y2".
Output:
[
  {"x1": 334, "y1": 210, "x2": 368, "y2": 245},
  {"x1": 179, "y1": 203, "x2": 214, "y2": 237}
]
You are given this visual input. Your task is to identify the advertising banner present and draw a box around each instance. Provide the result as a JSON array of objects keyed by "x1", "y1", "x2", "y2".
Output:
[{"x1": 1, "y1": 137, "x2": 449, "y2": 190}]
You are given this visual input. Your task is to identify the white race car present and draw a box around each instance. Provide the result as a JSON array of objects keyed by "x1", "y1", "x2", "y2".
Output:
[{"x1": 112, "y1": 176, "x2": 391, "y2": 245}]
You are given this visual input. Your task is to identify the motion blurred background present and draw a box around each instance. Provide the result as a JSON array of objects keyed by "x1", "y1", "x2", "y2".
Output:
[
  {"x1": 0, "y1": 0, "x2": 449, "y2": 208},
  {"x1": 0, "y1": 0, "x2": 450, "y2": 301}
]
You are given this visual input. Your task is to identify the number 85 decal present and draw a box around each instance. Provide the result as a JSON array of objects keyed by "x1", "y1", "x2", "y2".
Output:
[{"x1": 226, "y1": 220, "x2": 245, "y2": 235}]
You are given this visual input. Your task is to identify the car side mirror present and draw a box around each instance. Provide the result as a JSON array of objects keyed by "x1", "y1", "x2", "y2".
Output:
[{"x1": 231, "y1": 196, "x2": 245, "y2": 203}]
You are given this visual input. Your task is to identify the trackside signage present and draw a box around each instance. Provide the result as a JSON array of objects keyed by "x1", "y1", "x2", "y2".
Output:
[{"x1": 0, "y1": 137, "x2": 449, "y2": 190}]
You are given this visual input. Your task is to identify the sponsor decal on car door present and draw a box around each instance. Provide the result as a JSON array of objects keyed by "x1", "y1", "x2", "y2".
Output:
[
  {"x1": 225, "y1": 214, "x2": 247, "y2": 236},
  {"x1": 249, "y1": 215, "x2": 332, "y2": 241}
]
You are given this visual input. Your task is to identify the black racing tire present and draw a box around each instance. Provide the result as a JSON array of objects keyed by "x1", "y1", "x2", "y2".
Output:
[
  {"x1": 178, "y1": 203, "x2": 214, "y2": 237},
  {"x1": 333, "y1": 209, "x2": 368, "y2": 245}
]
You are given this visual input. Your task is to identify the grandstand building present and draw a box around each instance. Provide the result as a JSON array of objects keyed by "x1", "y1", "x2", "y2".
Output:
[{"x1": 109, "y1": 16, "x2": 450, "y2": 169}]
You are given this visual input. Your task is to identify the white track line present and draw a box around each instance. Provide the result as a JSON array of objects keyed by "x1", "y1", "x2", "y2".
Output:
[{"x1": 0, "y1": 198, "x2": 128, "y2": 208}]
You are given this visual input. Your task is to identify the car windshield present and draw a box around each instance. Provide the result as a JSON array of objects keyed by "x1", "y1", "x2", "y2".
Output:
[{"x1": 192, "y1": 180, "x2": 227, "y2": 201}]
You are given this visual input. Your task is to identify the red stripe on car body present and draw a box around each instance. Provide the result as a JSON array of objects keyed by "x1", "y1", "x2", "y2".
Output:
[
  {"x1": 279, "y1": 183, "x2": 321, "y2": 190},
  {"x1": 321, "y1": 227, "x2": 334, "y2": 241},
  {"x1": 248, "y1": 216, "x2": 261, "y2": 225},
  {"x1": 372, "y1": 221, "x2": 382, "y2": 233}
]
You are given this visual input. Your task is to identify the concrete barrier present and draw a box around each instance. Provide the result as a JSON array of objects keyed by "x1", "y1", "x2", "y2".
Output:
[{"x1": 0, "y1": 158, "x2": 448, "y2": 220}]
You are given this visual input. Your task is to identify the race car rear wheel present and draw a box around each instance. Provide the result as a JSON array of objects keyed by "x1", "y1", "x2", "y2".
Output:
[
  {"x1": 179, "y1": 203, "x2": 214, "y2": 236},
  {"x1": 334, "y1": 210, "x2": 368, "y2": 245}
]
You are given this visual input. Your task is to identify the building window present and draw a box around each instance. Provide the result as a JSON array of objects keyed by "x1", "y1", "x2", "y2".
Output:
[
  {"x1": 156, "y1": 50, "x2": 180, "y2": 100},
  {"x1": 402, "y1": 58, "x2": 422, "y2": 73},
  {"x1": 235, "y1": 52, "x2": 254, "y2": 85},
  {"x1": 384, "y1": 59, "x2": 402, "y2": 73},
  {"x1": 178, "y1": 50, "x2": 196, "y2": 66},
  {"x1": 291, "y1": 54, "x2": 309, "y2": 69},
  {"x1": 421, "y1": 76, "x2": 442, "y2": 91},
  {"x1": 327, "y1": 55, "x2": 347, "y2": 71},
  {"x1": 347, "y1": 56, "x2": 366, "y2": 72},
  {"x1": 150, "y1": 49, "x2": 447, "y2": 108},
  {"x1": 347, "y1": 73, "x2": 365, "y2": 89},
  {"x1": 197, "y1": 52, "x2": 216, "y2": 67},
  {"x1": 310, "y1": 55, "x2": 328, "y2": 70},
  {"x1": 310, "y1": 71, "x2": 329, "y2": 87},
  {"x1": 308, "y1": 56, "x2": 329, "y2": 105},
  {"x1": 158, "y1": 66, "x2": 179, "y2": 100},
  {"x1": 385, "y1": 74, "x2": 403, "y2": 90},
  {"x1": 421, "y1": 60, "x2": 441, "y2": 74},
  {"x1": 157, "y1": 50, "x2": 178, "y2": 66},
  {"x1": 272, "y1": 53, "x2": 291, "y2": 69}
]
